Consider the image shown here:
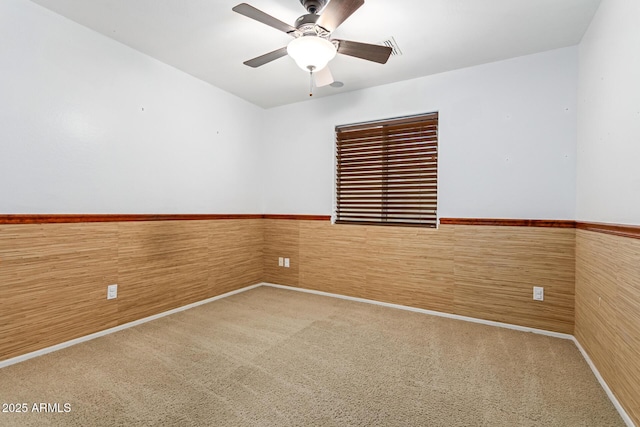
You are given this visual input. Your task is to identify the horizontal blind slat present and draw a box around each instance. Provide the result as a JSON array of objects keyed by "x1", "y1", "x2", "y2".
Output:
[
  {"x1": 339, "y1": 152, "x2": 438, "y2": 166},
  {"x1": 337, "y1": 121, "x2": 438, "y2": 139},
  {"x1": 339, "y1": 192, "x2": 438, "y2": 198},
  {"x1": 339, "y1": 142, "x2": 437, "y2": 154},
  {"x1": 336, "y1": 113, "x2": 438, "y2": 132},
  {"x1": 339, "y1": 168, "x2": 437, "y2": 177},
  {"x1": 338, "y1": 175, "x2": 437, "y2": 183},
  {"x1": 338, "y1": 205, "x2": 437, "y2": 210},
  {"x1": 338, "y1": 204, "x2": 438, "y2": 208},
  {"x1": 339, "y1": 184, "x2": 437, "y2": 191},
  {"x1": 339, "y1": 161, "x2": 437, "y2": 171},
  {"x1": 338, "y1": 133, "x2": 438, "y2": 147},
  {"x1": 338, "y1": 123, "x2": 437, "y2": 135}
]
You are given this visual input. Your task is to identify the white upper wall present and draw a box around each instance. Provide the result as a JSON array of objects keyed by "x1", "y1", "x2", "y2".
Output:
[
  {"x1": 1, "y1": 0, "x2": 581, "y2": 218},
  {"x1": 262, "y1": 47, "x2": 578, "y2": 219},
  {"x1": 0, "y1": 0, "x2": 263, "y2": 214},
  {"x1": 576, "y1": 0, "x2": 640, "y2": 225}
]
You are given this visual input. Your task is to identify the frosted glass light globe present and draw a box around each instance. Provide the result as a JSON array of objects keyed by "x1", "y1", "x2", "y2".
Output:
[{"x1": 287, "y1": 36, "x2": 337, "y2": 72}]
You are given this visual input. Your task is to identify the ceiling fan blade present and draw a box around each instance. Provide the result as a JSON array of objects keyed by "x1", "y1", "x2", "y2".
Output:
[
  {"x1": 314, "y1": 66, "x2": 334, "y2": 87},
  {"x1": 316, "y1": 0, "x2": 364, "y2": 32},
  {"x1": 243, "y1": 46, "x2": 288, "y2": 68},
  {"x1": 335, "y1": 39, "x2": 392, "y2": 64},
  {"x1": 232, "y1": 3, "x2": 298, "y2": 35}
]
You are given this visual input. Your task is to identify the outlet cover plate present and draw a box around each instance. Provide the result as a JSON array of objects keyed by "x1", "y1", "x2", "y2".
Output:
[
  {"x1": 107, "y1": 284, "x2": 118, "y2": 300},
  {"x1": 533, "y1": 286, "x2": 544, "y2": 301}
]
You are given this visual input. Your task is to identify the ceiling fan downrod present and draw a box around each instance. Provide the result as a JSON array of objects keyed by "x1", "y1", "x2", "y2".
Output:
[{"x1": 300, "y1": 0, "x2": 327, "y2": 14}]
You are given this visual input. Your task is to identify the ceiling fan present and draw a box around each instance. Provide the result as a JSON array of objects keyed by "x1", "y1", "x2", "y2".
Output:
[{"x1": 232, "y1": 0, "x2": 392, "y2": 91}]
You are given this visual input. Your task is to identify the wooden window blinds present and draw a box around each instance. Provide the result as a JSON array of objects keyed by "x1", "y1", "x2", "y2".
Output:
[{"x1": 335, "y1": 112, "x2": 438, "y2": 227}]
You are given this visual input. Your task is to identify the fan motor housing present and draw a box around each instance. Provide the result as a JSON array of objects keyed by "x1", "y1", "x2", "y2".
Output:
[
  {"x1": 295, "y1": 13, "x2": 319, "y2": 27},
  {"x1": 295, "y1": 13, "x2": 329, "y2": 36}
]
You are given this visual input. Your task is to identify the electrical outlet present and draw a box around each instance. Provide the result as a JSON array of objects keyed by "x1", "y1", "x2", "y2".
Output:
[
  {"x1": 107, "y1": 284, "x2": 118, "y2": 300},
  {"x1": 533, "y1": 286, "x2": 544, "y2": 301},
  {"x1": 284, "y1": 258, "x2": 290, "y2": 268},
  {"x1": 278, "y1": 257, "x2": 284, "y2": 267}
]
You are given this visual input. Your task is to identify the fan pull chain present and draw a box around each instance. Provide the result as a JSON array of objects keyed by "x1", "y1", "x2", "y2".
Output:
[{"x1": 308, "y1": 65, "x2": 315, "y2": 97}]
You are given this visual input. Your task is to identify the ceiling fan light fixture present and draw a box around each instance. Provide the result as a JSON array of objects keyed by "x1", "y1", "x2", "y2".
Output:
[{"x1": 287, "y1": 36, "x2": 337, "y2": 72}]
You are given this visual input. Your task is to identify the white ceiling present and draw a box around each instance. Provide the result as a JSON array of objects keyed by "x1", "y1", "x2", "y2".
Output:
[{"x1": 30, "y1": 0, "x2": 601, "y2": 109}]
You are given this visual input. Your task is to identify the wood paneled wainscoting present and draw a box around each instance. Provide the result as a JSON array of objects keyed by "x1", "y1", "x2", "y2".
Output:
[
  {"x1": 0, "y1": 216, "x2": 264, "y2": 362},
  {"x1": 575, "y1": 224, "x2": 640, "y2": 426},
  {"x1": 264, "y1": 218, "x2": 576, "y2": 334}
]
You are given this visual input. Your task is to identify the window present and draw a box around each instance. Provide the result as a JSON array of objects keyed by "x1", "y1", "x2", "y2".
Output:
[{"x1": 335, "y1": 112, "x2": 438, "y2": 227}]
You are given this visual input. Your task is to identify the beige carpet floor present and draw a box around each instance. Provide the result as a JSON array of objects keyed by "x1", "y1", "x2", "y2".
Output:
[{"x1": 0, "y1": 286, "x2": 624, "y2": 426}]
